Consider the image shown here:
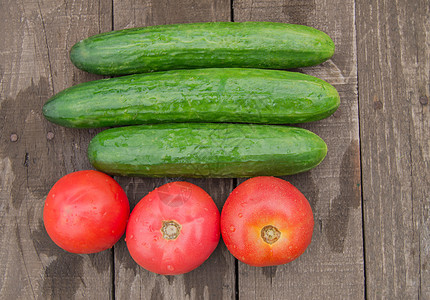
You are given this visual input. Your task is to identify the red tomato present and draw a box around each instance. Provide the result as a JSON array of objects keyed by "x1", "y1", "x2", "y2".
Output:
[
  {"x1": 221, "y1": 176, "x2": 314, "y2": 267},
  {"x1": 126, "y1": 181, "x2": 220, "y2": 275},
  {"x1": 43, "y1": 170, "x2": 130, "y2": 254}
]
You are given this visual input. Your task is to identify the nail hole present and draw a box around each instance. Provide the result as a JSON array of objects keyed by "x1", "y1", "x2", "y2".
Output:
[{"x1": 10, "y1": 134, "x2": 18, "y2": 142}]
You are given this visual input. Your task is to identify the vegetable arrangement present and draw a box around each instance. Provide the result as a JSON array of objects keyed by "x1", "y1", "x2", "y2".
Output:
[{"x1": 42, "y1": 21, "x2": 338, "y2": 274}]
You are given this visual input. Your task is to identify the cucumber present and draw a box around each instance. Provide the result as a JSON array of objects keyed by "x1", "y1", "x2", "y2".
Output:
[
  {"x1": 70, "y1": 22, "x2": 335, "y2": 75},
  {"x1": 42, "y1": 68, "x2": 340, "y2": 128},
  {"x1": 87, "y1": 123, "x2": 327, "y2": 178}
]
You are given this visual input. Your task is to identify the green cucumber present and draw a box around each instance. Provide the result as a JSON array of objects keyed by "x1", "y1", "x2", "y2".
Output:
[
  {"x1": 70, "y1": 22, "x2": 335, "y2": 75},
  {"x1": 87, "y1": 123, "x2": 327, "y2": 178},
  {"x1": 42, "y1": 68, "x2": 340, "y2": 128}
]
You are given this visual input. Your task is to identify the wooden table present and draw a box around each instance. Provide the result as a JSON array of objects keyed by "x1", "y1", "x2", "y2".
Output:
[{"x1": 1, "y1": 0, "x2": 428, "y2": 299}]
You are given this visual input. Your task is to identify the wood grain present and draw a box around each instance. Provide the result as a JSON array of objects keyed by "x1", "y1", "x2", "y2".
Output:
[
  {"x1": 356, "y1": 0, "x2": 430, "y2": 298},
  {"x1": 112, "y1": 1, "x2": 235, "y2": 299},
  {"x1": 234, "y1": 0, "x2": 364, "y2": 298},
  {"x1": 0, "y1": 1, "x2": 113, "y2": 298}
]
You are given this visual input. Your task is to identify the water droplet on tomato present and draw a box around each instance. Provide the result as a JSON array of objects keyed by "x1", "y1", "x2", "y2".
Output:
[
  {"x1": 230, "y1": 225, "x2": 236, "y2": 232},
  {"x1": 129, "y1": 235, "x2": 134, "y2": 240},
  {"x1": 153, "y1": 236, "x2": 159, "y2": 241},
  {"x1": 167, "y1": 265, "x2": 175, "y2": 272},
  {"x1": 238, "y1": 213, "x2": 243, "y2": 218},
  {"x1": 240, "y1": 201, "x2": 247, "y2": 207}
]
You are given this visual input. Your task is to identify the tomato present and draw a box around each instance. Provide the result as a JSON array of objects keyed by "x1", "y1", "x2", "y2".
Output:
[
  {"x1": 126, "y1": 181, "x2": 220, "y2": 275},
  {"x1": 221, "y1": 176, "x2": 314, "y2": 267},
  {"x1": 43, "y1": 170, "x2": 130, "y2": 254}
]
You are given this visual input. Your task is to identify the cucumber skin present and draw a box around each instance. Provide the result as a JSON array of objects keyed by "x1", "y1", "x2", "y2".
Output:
[
  {"x1": 42, "y1": 68, "x2": 340, "y2": 128},
  {"x1": 87, "y1": 123, "x2": 327, "y2": 178},
  {"x1": 70, "y1": 22, "x2": 335, "y2": 76}
]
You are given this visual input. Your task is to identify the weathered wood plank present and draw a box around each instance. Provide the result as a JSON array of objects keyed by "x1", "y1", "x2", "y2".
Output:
[
  {"x1": 234, "y1": 0, "x2": 364, "y2": 298},
  {"x1": 0, "y1": 1, "x2": 113, "y2": 298},
  {"x1": 112, "y1": 1, "x2": 235, "y2": 299},
  {"x1": 356, "y1": 0, "x2": 430, "y2": 298},
  {"x1": 114, "y1": 178, "x2": 236, "y2": 300}
]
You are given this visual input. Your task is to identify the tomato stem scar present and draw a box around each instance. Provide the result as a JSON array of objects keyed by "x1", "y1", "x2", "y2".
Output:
[
  {"x1": 261, "y1": 225, "x2": 281, "y2": 244},
  {"x1": 161, "y1": 220, "x2": 181, "y2": 240}
]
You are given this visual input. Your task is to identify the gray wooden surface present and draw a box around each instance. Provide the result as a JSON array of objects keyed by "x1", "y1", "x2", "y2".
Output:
[{"x1": 0, "y1": 0, "x2": 428, "y2": 299}]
